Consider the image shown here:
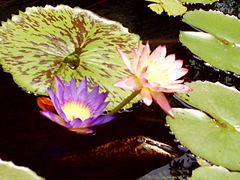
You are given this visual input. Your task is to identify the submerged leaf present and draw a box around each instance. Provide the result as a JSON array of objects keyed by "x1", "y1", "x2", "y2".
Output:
[
  {"x1": 189, "y1": 166, "x2": 240, "y2": 180},
  {"x1": 180, "y1": 10, "x2": 240, "y2": 74},
  {"x1": 0, "y1": 5, "x2": 140, "y2": 110},
  {"x1": 167, "y1": 81, "x2": 240, "y2": 170},
  {"x1": 61, "y1": 136, "x2": 179, "y2": 166},
  {"x1": 0, "y1": 159, "x2": 44, "y2": 180}
]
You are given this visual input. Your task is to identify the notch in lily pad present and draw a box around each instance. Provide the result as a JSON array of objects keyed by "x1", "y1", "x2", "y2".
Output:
[
  {"x1": 166, "y1": 81, "x2": 240, "y2": 171},
  {"x1": 0, "y1": 5, "x2": 141, "y2": 110},
  {"x1": 180, "y1": 9, "x2": 240, "y2": 74}
]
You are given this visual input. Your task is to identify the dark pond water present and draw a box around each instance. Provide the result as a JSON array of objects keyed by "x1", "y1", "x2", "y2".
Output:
[{"x1": 0, "y1": 0, "x2": 239, "y2": 180}]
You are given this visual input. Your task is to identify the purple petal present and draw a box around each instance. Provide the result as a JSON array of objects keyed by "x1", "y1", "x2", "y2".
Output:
[
  {"x1": 77, "y1": 77, "x2": 88, "y2": 98},
  {"x1": 54, "y1": 76, "x2": 64, "y2": 103},
  {"x1": 40, "y1": 110, "x2": 65, "y2": 126},
  {"x1": 87, "y1": 92, "x2": 108, "y2": 111},
  {"x1": 87, "y1": 115, "x2": 115, "y2": 127},
  {"x1": 88, "y1": 86, "x2": 100, "y2": 100},
  {"x1": 70, "y1": 78, "x2": 78, "y2": 100},
  {"x1": 85, "y1": 86, "x2": 100, "y2": 106},
  {"x1": 70, "y1": 118, "x2": 84, "y2": 128},
  {"x1": 80, "y1": 117, "x2": 94, "y2": 127},
  {"x1": 69, "y1": 127, "x2": 94, "y2": 134},
  {"x1": 63, "y1": 84, "x2": 73, "y2": 102},
  {"x1": 91, "y1": 101, "x2": 109, "y2": 116},
  {"x1": 47, "y1": 88, "x2": 68, "y2": 121}
]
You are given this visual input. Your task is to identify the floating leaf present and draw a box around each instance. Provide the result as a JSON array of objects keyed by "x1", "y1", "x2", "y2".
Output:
[
  {"x1": 147, "y1": 3, "x2": 164, "y2": 15},
  {"x1": 189, "y1": 166, "x2": 240, "y2": 180},
  {"x1": 180, "y1": 10, "x2": 240, "y2": 74},
  {"x1": 0, "y1": 159, "x2": 44, "y2": 180},
  {"x1": 167, "y1": 81, "x2": 240, "y2": 170},
  {"x1": 146, "y1": 0, "x2": 187, "y2": 16},
  {"x1": 0, "y1": 5, "x2": 140, "y2": 110},
  {"x1": 181, "y1": 0, "x2": 218, "y2": 4}
]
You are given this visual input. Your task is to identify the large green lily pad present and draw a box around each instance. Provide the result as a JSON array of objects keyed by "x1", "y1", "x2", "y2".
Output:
[
  {"x1": 0, "y1": 5, "x2": 140, "y2": 110},
  {"x1": 166, "y1": 81, "x2": 240, "y2": 170},
  {"x1": 0, "y1": 159, "x2": 44, "y2": 180},
  {"x1": 180, "y1": 10, "x2": 240, "y2": 74},
  {"x1": 189, "y1": 166, "x2": 240, "y2": 180}
]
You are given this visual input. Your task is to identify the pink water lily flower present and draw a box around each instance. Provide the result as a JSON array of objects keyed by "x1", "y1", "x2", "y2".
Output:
[
  {"x1": 40, "y1": 76, "x2": 115, "y2": 134},
  {"x1": 114, "y1": 42, "x2": 191, "y2": 117}
]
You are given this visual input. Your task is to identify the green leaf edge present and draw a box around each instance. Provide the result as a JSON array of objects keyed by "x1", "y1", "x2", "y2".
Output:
[{"x1": 0, "y1": 159, "x2": 44, "y2": 180}]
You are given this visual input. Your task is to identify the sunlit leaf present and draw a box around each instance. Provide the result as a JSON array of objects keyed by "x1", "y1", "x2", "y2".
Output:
[
  {"x1": 181, "y1": 0, "x2": 218, "y2": 4},
  {"x1": 180, "y1": 10, "x2": 240, "y2": 74},
  {"x1": 189, "y1": 166, "x2": 240, "y2": 180},
  {"x1": 183, "y1": 10, "x2": 240, "y2": 44},
  {"x1": 146, "y1": 0, "x2": 187, "y2": 16},
  {"x1": 166, "y1": 81, "x2": 240, "y2": 170},
  {"x1": 0, "y1": 159, "x2": 44, "y2": 180},
  {"x1": 0, "y1": 5, "x2": 141, "y2": 110},
  {"x1": 147, "y1": 3, "x2": 164, "y2": 15}
]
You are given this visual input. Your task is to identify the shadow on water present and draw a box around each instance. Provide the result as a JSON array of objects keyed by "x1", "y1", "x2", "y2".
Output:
[{"x1": 0, "y1": 0, "x2": 240, "y2": 179}]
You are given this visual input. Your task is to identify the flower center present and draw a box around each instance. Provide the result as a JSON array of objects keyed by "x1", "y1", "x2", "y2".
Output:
[
  {"x1": 61, "y1": 101, "x2": 91, "y2": 121},
  {"x1": 147, "y1": 68, "x2": 169, "y2": 84}
]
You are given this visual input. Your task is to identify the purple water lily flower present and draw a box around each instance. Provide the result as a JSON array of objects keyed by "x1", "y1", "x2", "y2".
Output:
[{"x1": 40, "y1": 76, "x2": 115, "y2": 134}]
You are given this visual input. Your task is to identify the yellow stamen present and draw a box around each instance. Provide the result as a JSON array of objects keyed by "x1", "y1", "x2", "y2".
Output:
[{"x1": 61, "y1": 101, "x2": 91, "y2": 121}]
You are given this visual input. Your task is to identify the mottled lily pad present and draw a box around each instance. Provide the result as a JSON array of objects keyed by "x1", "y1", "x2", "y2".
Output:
[
  {"x1": 0, "y1": 5, "x2": 140, "y2": 110},
  {"x1": 166, "y1": 81, "x2": 240, "y2": 170},
  {"x1": 0, "y1": 159, "x2": 44, "y2": 180},
  {"x1": 189, "y1": 166, "x2": 240, "y2": 180},
  {"x1": 180, "y1": 10, "x2": 240, "y2": 74}
]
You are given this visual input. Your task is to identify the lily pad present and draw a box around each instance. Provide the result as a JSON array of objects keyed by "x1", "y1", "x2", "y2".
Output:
[
  {"x1": 0, "y1": 5, "x2": 140, "y2": 110},
  {"x1": 180, "y1": 10, "x2": 240, "y2": 74},
  {"x1": 146, "y1": 0, "x2": 187, "y2": 16},
  {"x1": 181, "y1": 0, "x2": 218, "y2": 4},
  {"x1": 0, "y1": 159, "x2": 44, "y2": 180},
  {"x1": 166, "y1": 81, "x2": 240, "y2": 170},
  {"x1": 189, "y1": 166, "x2": 240, "y2": 180}
]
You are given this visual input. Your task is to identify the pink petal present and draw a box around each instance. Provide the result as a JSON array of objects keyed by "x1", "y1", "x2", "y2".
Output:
[
  {"x1": 172, "y1": 60, "x2": 183, "y2": 69},
  {"x1": 151, "y1": 92, "x2": 174, "y2": 118},
  {"x1": 131, "y1": 49, "x2": 139, "y2": 74},
  {"x1": 168, "y1": 68, "x2": 189, "y2": 80},
  {"x1": 150, "y1": 45, "x2": 167, "y2": 62},
  {"x1": 140, "y1": 88, "x2": 153, "y2": 106},
  {"x1": 158, "y1": 84, "x2": 192, "y2": 93},
  {"x1": 136, "y1": 41, "x2": 144, "y2": 54},
  {"x1": 114, "y1": 75, "x2": 141, "y2": 91},
  {"x1": 137, "y1": 42, "x2": 151, "y2": 74},
  {"x1": 116, "y1": 48, "x2": 132, "y2": 71},
  {"x1": 164, "y1": 54, "x2": 176, "y2": 63}
]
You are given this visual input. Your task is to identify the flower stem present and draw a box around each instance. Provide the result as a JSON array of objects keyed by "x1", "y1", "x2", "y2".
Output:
[{"x1": 108, "y1": 90, "x2": 140, "y2": 115}]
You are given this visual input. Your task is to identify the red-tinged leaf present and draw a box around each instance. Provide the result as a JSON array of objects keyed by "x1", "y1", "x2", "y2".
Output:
[{"x1": 36, "y1": 96, "x2": 55, "y2": 112}]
